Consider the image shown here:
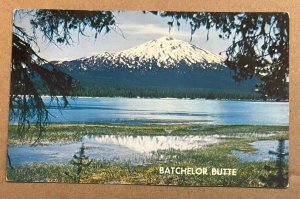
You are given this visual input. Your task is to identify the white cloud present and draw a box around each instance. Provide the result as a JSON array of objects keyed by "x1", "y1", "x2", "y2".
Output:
[{"x1": 119, "y1": 23, "x2": 202, "y2": 40}]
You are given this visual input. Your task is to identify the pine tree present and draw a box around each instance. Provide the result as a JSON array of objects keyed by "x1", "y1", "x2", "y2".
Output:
[
  {"x1": 67, "y1": 143, "x2": 92, "y2": 183},
  {"x1": 259, "y1": 138, "x2": 289, "y2": 187}
]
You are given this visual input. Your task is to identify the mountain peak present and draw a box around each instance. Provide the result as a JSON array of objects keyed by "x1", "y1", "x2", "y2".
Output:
[
  {"x1": 76, "y1": 37, "x2": 225, "y2": 70},
  {"x1": 113, "y1": 37, "x2": 224, "y2": 68},
  {"x1": 156, "y1": 36, "x2": 175, "y2": 41}
]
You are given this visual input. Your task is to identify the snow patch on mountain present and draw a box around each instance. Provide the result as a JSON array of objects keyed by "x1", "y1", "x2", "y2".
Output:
[
  {"x1": 60, "y1": 36, "x2": 226, "y2": 71},
  {"x1": 113, "y1": 36, "x2": 224, "y2": 68}
]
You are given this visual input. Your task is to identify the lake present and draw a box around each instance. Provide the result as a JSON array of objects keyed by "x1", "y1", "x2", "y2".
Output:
[{"x1": 42, "y1": 97, "x2": 288, "y2": 125}]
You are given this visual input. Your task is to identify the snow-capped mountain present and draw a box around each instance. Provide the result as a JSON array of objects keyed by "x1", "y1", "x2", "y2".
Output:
[
  {"x1": 105, "y1": 36, "x2": 224, "y2": 68},
  {"x1": 56, "y1": 37, "x2": 258, "y2": 96},
  {"x1": 59, "y1": 36, "x2": 225, "y2": 71}
]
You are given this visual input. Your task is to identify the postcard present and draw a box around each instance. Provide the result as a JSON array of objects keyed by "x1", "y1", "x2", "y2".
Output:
[{"x1": 7, "y1": 10, "x2": 289, "y2": 187}]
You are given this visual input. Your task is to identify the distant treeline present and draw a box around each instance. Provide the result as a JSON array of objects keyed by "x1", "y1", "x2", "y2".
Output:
[
  {"x1": 33, "y1": 80, "x2": 260, "y2": 100},
  {"x1": 70, "y1": 85, "x2": 260, "y2": 100}
]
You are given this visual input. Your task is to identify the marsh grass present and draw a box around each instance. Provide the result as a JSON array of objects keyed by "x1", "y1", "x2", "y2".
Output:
[
  {"x1": 8, "y1": 124, "x2": 288, "y2": 144},
  {"x1": 6, "y1": 124, "x2": 288, "y2": 187},
  {"x1": 6, "y1": 145, "x2": 286, "y2": 187}
]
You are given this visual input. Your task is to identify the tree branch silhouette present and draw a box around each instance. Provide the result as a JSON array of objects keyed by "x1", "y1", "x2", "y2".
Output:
[
  {"x1": 10, "y1": 10, "x2": 117, "y2": 143},
  {"x1": 151, "y1": 12, "x2": 289, "y2": 100}
]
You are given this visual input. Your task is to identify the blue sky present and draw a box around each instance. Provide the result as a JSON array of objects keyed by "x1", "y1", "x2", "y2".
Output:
[{"x1": 16, "y1": 11, "x2": 232, "y2": 61}]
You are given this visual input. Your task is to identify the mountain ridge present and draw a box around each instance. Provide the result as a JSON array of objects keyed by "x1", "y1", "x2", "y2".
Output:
[{"x1": 54, "y1": 36, "x2": 259, "y2": 98}]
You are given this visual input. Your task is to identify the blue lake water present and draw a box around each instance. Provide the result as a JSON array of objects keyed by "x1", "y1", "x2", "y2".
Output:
[{"x1": 41, "y1": 97, "x2": 288, "y2": 125}]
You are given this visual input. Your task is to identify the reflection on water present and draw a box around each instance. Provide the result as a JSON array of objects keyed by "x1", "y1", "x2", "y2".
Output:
[
  {"x1": 83, "y1": 135, "x2": 220, "y2": 153},
  {"x1": 232, "y1": 140, "x2": 289, "y2": 162},
  {"x1": 8, "y1": 135, "x2": 221, "y2": 165}
]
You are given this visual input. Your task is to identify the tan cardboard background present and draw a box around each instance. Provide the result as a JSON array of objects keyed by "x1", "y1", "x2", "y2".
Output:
[{"x1": 0, "y1": 0, "x2": 299, "y2": 198}]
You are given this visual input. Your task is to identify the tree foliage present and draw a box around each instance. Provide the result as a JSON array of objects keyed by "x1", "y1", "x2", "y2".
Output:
[
  {"x1": 152, "y1": 12, "x2": 289, "y2": 100},
  {"x1": 11, "y1": 32, "x2": 74, "y2": 138},
  {"x1": 29, "y1": 10, "x2": 116, "y2": 45},
  {"x1": 11, "y1": 10, "x2": 116, "y2": 139},
  {"x1": 65, "y1": 143, "x2": 92, "y2": 183},
  {"x1": 260, "y1": 138, "x2": 289, "y2": 187}
]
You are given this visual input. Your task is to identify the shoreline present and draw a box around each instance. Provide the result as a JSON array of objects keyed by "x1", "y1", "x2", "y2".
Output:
[{"x1": 40, "y1": 95, "x2": 290, "y2": 103}]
